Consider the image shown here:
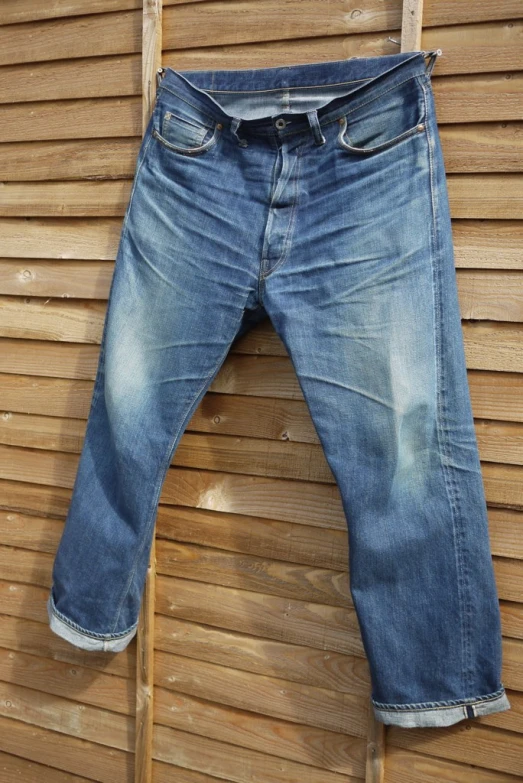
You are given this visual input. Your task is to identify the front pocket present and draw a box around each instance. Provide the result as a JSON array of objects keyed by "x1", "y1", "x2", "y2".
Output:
[
  {"x1": 152, "y1": 90, "x2": 223, "y2": 156},
  {"x1": 337, "y1": 74, "x2": 427, "y2": 155}
]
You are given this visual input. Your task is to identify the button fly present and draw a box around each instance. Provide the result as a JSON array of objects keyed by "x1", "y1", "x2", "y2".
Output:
[{"x1": 275, "y1": 118, "x2": 287, "y2": 129}]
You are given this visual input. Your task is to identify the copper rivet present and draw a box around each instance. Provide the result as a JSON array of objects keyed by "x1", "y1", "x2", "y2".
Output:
[
  {"x1": 417, "y1": 123, "x2": 425, "y2": 131},
  {"x1": 217, "y1": 123, "x2": 222, "y2": 129}
]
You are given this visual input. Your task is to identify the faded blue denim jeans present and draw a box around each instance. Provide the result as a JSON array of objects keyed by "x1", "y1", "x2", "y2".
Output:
[{"x1": 47, "y1": 49, "x2": 511, "y2": 728}]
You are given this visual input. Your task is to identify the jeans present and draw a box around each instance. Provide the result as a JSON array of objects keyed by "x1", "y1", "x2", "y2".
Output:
[{"x1": 47, "y1": 49, "x2": 511, "y2": 728}]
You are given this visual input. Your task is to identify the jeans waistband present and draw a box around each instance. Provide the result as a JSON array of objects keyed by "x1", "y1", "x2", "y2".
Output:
[{"x1": 156, "y1": 50, "x2": 437, "y2": 140}]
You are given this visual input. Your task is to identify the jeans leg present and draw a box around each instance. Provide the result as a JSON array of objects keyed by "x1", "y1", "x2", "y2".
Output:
[
  {"x1": 261, "y1": 113, "x2": 510, "y2": 728},
  {"x1": 47, "y1": 123, "x2": 256, "y2": 652}
]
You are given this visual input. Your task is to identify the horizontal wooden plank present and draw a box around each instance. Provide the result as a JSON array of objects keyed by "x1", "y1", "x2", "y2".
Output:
[
  {"x1": 0, "y1": 261, "x2": 115, "y2": 298},
  {"x1": 155, "y1": 594, "x2": 365, "y2": 675},
  {"x1": 156, "y1": 501, "x2": 523, "y2": 565},
  {"x1": 155, "y1": 535, "x2": 351, "y2": 604},
  {"x1": 0, "y1": 586, "x2": 135, "y2": 678},
  {"x1": 458, "y1": 240, "x2": 523, "y2": 293},
  {"x1": 0, "y1": 477, "x2": 74, "y2": 523},
  {"x1": 0, "y1": 420, "x2": 331, "y2": 482},
  {"x1": 0, "y1": 714, "x2": 132, "y2": 783},
  {"x1": 494, "y1": 557, "x2": 523, "y2": 604},
  {"x1": 1, "y1": 350, "x2": 523, "y2": 428},
  {"x1": 162, "y1": 1, "x2": 403, "y2": 51},
  {"x1": 476, "y1": 420, "x2": 523, "y2": 465},
  {"x1": 431, "y1": 73, "x2": 523, "y2": 123},
  {"x1": 0, "y1": 139, "x2": 139, "y2": 181},
  {"x1": 440, "y1": 123, "x2": 523, "y2": 173},
  {"x1": 0, "y1": 297, "x2": 108, "y2": 342},
  {"x1": 2, "y1": 263, "x2": 522, "y2": 325},
  {"x1": 384, "y1": 745, "x2": 523, "y2": 783},
  {"x1": 386, "y1": 719, "x2": 523, "y2": 779},
  {"x1": 155, "y1": 645, "x2": 523, "y2": 751},
  {"x1": 0, "y1": 97, "x2": 140, "y2": 143},
  {"x1": 161, "y1": 8, "x2": 523, "y2": 74},
  {"x1": 4, "y1": 440, "x2": 522, "y2": 511},
  {"x1": 489, "y1": 508, "x2": 523, "y2": 560},
  {"x1": 485, "y1": 688, "x2": 523, "y2": 734},
  {"x1": 501, "y1": 599, "x2": 523, "y2": 642},
  {"x1": 0, "y1": 0, "x2": 520, "y2": 29},
  {"x1": 503, "y1": 637, "x2": 523, "y2": 691},
  {"x1": 154, "y1": 648, "x2": 369, "y2": 738},
  {"x1": 0, "y1": 372, "x2": 99, "y2": 417},
  {"x1": 0, "y1": 445, "x2": 346, "y2": 523},
  {"x1": 165, "y1": 460, "x2": 523, "y2": 518},
  {"x1": 1, "y1": 70, "x2": 522, "y2": 133},
  {"x1": 482, "y1": 461, "x2": 523, "y2": 508},
  {"x1": 4, "y1": 305, "x2": 520, "y2": 375},
  {"x1": 451, "y1": 220, "x2": 523, "y2": 270},
  {"x1": 159, "y1": 24, "x2": 523, "y2": 76},
  {"x1": 154, "y1": 683, "x2": 366, "y2": 775},
  {"x1": 0, "y1": 218, "x2": 123, "y2": 259},
  {"x1": 2, "y1": 408, "x2": 523, "y2": 474},
  {"x1": 0, "y1": 54, "x2": 140, "y2": 104},
  {"x1": 0, "y1": 750, "x2": 94, "y2": 783},
  {"x1": 0, "y1": 511, "x2": 62, "y2": 555},
  {"x1": 423, "y1": 0, "x2": 523, "y2": 28},
  {"x1": 153, "y1": 719, "x2": 362, "y2": 783},
  {"x1": 447, "y1": 174, "x2": 523, "y2": 219},
  {"x1": 0, "y1": 678, "x2": 133, "y2": 747},
  {"x1": 0, "y1": 340, "x2": 103, "y2": 378},
  {"x1": 0, "y1": 544, "x2": 52, "y2": 588},
  {"x1": 0, "y1": 368, "x2": 522, "y2": 453},
  {"x1": 0, "y1": 125, "x2": 520, "y2": 182},
  {"x1": 454, "y1": 322, "x2": 523, "y2": 373},
  {"x1": 0, "y1": 0, "x2": 140, "y2": 25},
  {"x1": 0, "y1": 181, "x2": 131, "y2": 217},
  {"x1": 5, "y1": 378, "x2": 523, "y2": 463},
  {"x1": 0, "y1": 174, "x2": 520, "y2": 217},
  {"x1": 1, "y1": 217, "x2": 519, "y2": 265},
  {"x1": 0, "y1": 10, "x2": 141, "y2": 66},
  {"x1": 0, "y1": 648, "x2": 136, "y2": 720},
  {"x1": 152, "y1": 758, "x2": 242, "y2": 783},
  {"x1": 2, "y1": 364, "x2": 523, "y2": 450}
]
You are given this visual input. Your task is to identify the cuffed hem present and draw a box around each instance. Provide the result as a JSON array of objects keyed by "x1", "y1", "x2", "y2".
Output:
[
  {"x1": 372, "y1": 686, "x2": 511, "y2": 728},
  {"x1": 47, "y1": 593, "x2": 138, "y2": 652}
]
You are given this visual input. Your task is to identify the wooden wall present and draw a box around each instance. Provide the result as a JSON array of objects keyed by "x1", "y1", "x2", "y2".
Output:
[{"x1": 0, "y1": 1, "x2": 522, "y2": 782}]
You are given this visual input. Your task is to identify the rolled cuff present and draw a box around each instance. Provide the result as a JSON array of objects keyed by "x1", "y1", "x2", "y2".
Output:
[
  {"x1": 372, "y1": 686, "x2": 511, "y2": 728},
  {"x1": 47, "y1": 593, "x2": 138, "y2": 652}
]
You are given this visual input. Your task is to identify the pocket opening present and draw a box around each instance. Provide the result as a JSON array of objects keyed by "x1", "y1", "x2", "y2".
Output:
[
  {"x1": 152, "y1": 124, "x2": 222, "y2": 156},
  {"x1": 336, "y1": 74, "x2": 427, "y2": 155},
  {"x1": 152, "y1": 89, "x2": 223, "y2": 156}
]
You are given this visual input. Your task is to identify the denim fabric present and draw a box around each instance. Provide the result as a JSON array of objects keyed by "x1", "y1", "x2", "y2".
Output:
[{"x1": 47, "y1": 50, "x2": 511, "y2": 728}]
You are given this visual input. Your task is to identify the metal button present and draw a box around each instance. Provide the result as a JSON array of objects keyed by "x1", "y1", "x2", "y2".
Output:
[{"x1": 275, "y1": 118, "x2": 287, "y2": 129}]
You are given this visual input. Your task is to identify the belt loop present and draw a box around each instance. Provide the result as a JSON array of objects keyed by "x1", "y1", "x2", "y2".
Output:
[
  {"x1": 424, "y1": 49, "x2": 442, "y2": 77},
  {"x1": 306, "y1": 109, "x2": 326, "y2": 145},
  {"x1": 231, "y1": 116, "x2": 249, "y2": 147}
]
